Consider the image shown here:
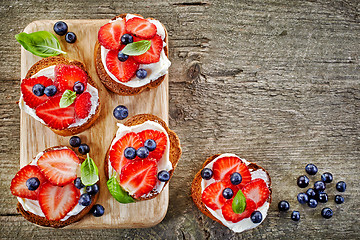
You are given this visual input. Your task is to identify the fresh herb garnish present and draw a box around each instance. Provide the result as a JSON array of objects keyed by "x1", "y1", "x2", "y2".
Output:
[
  {"x1": 80, "y1": 153, "x2": 99, "y2": 186},
  {"x1": 121, "y1": 40, "x2": 151, "y2": 56},
  {"x1": 107, "y1": 176, "x2": 135, "y2": 203},
  {"x1": 59, "y1": 90, "x2": 76, "y2": 108},
  {"x1": 232, "y1": 189, "x2": 247, "y2": 214}
]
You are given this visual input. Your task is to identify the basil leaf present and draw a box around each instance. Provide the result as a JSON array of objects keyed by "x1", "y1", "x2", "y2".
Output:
[
  {"x1": 121, "y1": 40, "x2": 151, "y2": 56},
  {"x1": 15, "y1": 31, "x2": 66, "y2": 57},
  {"x1": 80, "y1": 154, "x2": 99, "y2": 186},
  {"x1": 107, "y1": 176, "x2": 135, "y2": 203},
  {"x1": 232, "y1": 189, "x2": 247, "y2": 214},
  {"x1": 59, "y1": 90, "x2": 76, "y2": 108}
]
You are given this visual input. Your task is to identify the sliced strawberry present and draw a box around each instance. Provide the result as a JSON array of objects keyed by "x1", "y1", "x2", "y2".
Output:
[
  {"x1": 98, "y1": 18, "x2": 126, "y2": 50},
  {"x1": 109, "y1": 132, "x2": 143, "y2": 173},
  {"x1": 106, "y1": 50, "x2": 139, "y2": 82},
  {"x1": 10, "y1": 165, "x2": 47, "y2": 200},
  {"x1": 38, "y1": 182, "x2": 80, "y2": 221},
  {"x1": 125, "y1": 18, "x2": 156, "y2": 39},
  {"x1": 75, "y1": 92, "x2": 92, "y2": 119},
  {"x1": 54, "y1": 65, "x2": 88, "y2": 92},
  {"x1": 133, "y1": 35, "x2": 163, "y2": 64},
  {"x1": 221, "y1": 198, "x2": 256, "y2": 223},
  {"x1": 242, "y1": 179, "x2": 270, "y2": 208},
  {"x1": 201, "y1": 181, "x2": 231, "y2": 211},
  {"x1": 37, "y1": 149, "x2": 80, "y2": 186},
  {"x1": 138, "y1": 129, "x2": 167, "y2": 162},
  {"x1": 212, "y1": 156, "x2": 251, "y2": 189},
  {"x1": 21, "y1": 76, "x2": 54, "y2": 109},
  {"x1": 35, "y1": 95, "x2": 76, "y2": 130},
  {"x1": 120, "y1": 159, "x2": 157, "y2": 198}
]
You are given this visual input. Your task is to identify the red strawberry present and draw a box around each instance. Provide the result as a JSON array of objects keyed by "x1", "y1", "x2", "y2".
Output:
[
  {"x1": 37, "y1": 149, "x2": 80, "y2": 186},
  {"x1": 221, "y1": 198, "x2": 256, "y2": 223},
  {"x1": 54, "y1": 65, "x2": 88, "y2": 92},
  {"x1": 120, "y1": 159, "x2": 157, "y2": 198},
  {"x1": 125, "y1": 18, "x2": 157, "y2": 39},
  {"x1": 21, "y1": 76, "x2": 54, "y2": 109},
  {"x1": 137, "y1": 129, "x2": 167, "y2": 162},
  {"x1": 10, "y1": 165, "x2": 47, "y2": 200},
  {"x1": 201, "y1": 181, "x2": 229, "y2": 211},
  {"x1": 109, "y1": 132, "x2": 143, "y2": 173},
  {"x1": 38, "y1": 182, "x2": 80, "y2": 221},
  {"x1": 98, "y1": 18, "x2": 126, "y2": 50},
  {"x1": 242, "y1": 179, "x2": 270, "y2": 208},
  {"x1": 106, "y1": 50, "x2": 139, "y2": 82},
  {"x1": 133, "y1": 35, "x2": 163, "y2": 64},
  {"x1": 75, "y1": 92, "x2": 91, "y2": 119},
  {"x1": 212, "y1": 156, "x2": 251, "y2": 189}
]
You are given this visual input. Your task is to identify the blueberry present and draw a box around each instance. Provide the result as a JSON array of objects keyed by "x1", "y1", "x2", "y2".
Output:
[
  {"x1": 117, "y1": 52, "x2": 129, "y2": 62},
  {"x1": 321, "y1": 207, "x2": 333, "y2": 219},
  {"x1": 291, "y1": 211, "x2": 300, "y2": 221},
  {"x1": 79, "y1": 193, "x2": 92, "y2": 206},
  {"x1": 200, "y1": 168, "x2": 213, "y2": 180},
  {"x1": 307, "y1": 198, "x2": 318, "y2": 208},
  {"x1": 136, "y1": 69, "x2": 147, "y2": 79},
  {"x1": 297, "y1": 193, "x2": 309, "y2": 204},
  {"x1": 136, "y1": 147, "x2": 149, "y2": 158},
  {"x1": 78, "y1": 143, "x2": 90, "y2": 154},
  {"x1": 314, "y1": 181, "x2": 326, "y2": 192},
  {"x1": 69, "y1": 136, "x2": 81, "y2": 147},
  {"x1": 230, "y1": 172, "x2": 242, "y2": 185},
  {"x1": 113, "y1": 105, "x2": 128, "y2": 120},
  {"x1": 26, "y1": 177, "x2": 40, "y2": 191},
  {"x1": 91, "y1": 204, "x2": 105, "y2": 217},
  {"x1": 306, "y1": 188, "x2": 316, "y2": 199},
  {"x1": 53, "y1": 21, "x2": 68, "y2": 36},
  {"x1": 305, "y1": 163, "x2": 318, "y2": 175},
  {"x1": 73, "y1": 81, "x2": 85, "y2": 94},
  {"x1": 32, "y1": 84, "x2": 45, "y2": 96},
  {"x1": 250, "y1": 211, "x2": 263, "y2": 223},
  {"x1": 65, "y1": 32, "x2": 77, "y2": 43},
  {"x1": 74, "y1": 177, "x2": 85, "y2": 189},
  {"x1": 336, "y1": 181, "x2": 346, "y2": 192},
  {"x1": 297, "y1": 175, "x2": 309, "y2": 188},
  {"x1": 86, "y1": 184, "x2": 99, "y2": 195},
  {"x1": 334, "y1": 195, "x2": 344, "y2": 204},
  {"x1": 121, "y1": 34, "x2": 133, "y2": 45},
  {"x1": 317, "y1": 192, "x2": 328, "y2": 203},
  {"x1": 222, "y1": 188, "x2": 233, "y2": 199},
  {"x1": 144, "y1": 139, "x2": 157, "y2": 151},
  {"x1": 157, "y1": 170, "x2": 170, "y2": 182},
  {"x1": 278, "y1": 200, "x2": 290, "y2": 212},
  {"x1": 321, "y1": 172, "x2": 333, "y2": 183},
  {"x1": 124, "y1": 147, "x2": 136, "y2": 160},
  {"x1": 44, "y1": 85, "x2": 57, "y2": 97}
]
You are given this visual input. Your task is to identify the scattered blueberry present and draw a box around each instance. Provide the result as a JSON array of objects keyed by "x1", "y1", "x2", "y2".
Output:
[
  {"x1": 65, "y1": 32, "x2": 77, "y2": 43},
  {"x1": 222, "y1": 188, "x2": 233, "y2": 199},
  {"x1": 69, "y1": 136, "x2": 81, "y2": 147},
  {"x1": 32, "y1": 84, "x2": 45, "y2": 96},
  {"x1": 307, "y1": 198, "x2": 318, "y2": 208},
  {"x1": 136, "y1": 69, "x2": 147, "y2": 79},
  {"x1": 79, "y1": 193, "x2": 92, "y2": 206},
  {"x1": 314, "y1": 181, "x2": 326, "y2": 192},
  {"x1": 297, "y1": 175, "x2": 310, "y2": 188},
  {"x1": 306, "y1": 188, "x2": 316, "y2": 199},
  {"x1": 297, "y1": 193, "x2": 309, "y2": 204},
  {"x1": 117, "y1": 52, "x2": 129, "y2": 62},
  {"x1": 121, "y1": 34, "x2": 133, "y2": 45},
  {"x1": 251, "y1": 211, "x2": 263, "y2": 223},
  {"x1": 73, "y1": 81, "x2": 85, "y2": 94},
  {"x1": 305, "y1": 163, "x2": 318, "y2": 175},
  {"x1": 278, "y1": 201, "x2": 290, "y2": 212},
  {"x1": 321, "y1": 172, "x2": 333, "y2": 183},
  {"x1": 158, "y1": 170, "x2": 170, "y2": 182},
  {"x1": 201, "y1": 168, "x2": 213, "y2": 180},
  {"x1": 26, "y1": 177, "x2": 40, "y2": 191},
  {"x1": 334, "y1": 195, "x2": 344, "y2": 204},
  {"x1": 124, "y1": 147, "x2": 136, "y2": 160},
  {"x1": 321, "y1": 207, "x2": 333, "y2": 219},
  {"x1": 74, "y1": 177, "x2": 85, "y2": 189},
  {"x1": 78, "y1": 143, "x2": 90, "y2": 154},
  {"x1": 136, "y1": 147, "x2": 149, "y2": 158},
  {"x1": 317, "y1": 192, "x2": 328, "y2": 203},
  {"x1": 86, "y1": 184, "x2": 99, "y2": 195},
  {"x1": 291, "y1": 211, "x2": 300, "y2": 221},
  {"x1": 336, "y1": 181, "x2": 346, "y2": 192},
  {"x1": 113, "y1": 105, "x2": 128, "y2": 120},
  {"x1": 91, "y1": 204, "x2": 105, "y2": 217},
  {"x1": 230, "y1": 172, "x2": 242, "y2": 185},
  {"x1": 53, "y1": 21, "x2": 68, "y2": 36},
  {"x1": 144, "y1": 139, "x2": 157, "y2": 151},
  {"x1": 44, "y1": 85, "x2": 57, "y2": 97}
]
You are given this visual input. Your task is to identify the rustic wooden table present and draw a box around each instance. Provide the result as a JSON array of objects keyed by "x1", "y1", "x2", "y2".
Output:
[{"x1": 1, "y1": 0, "x2": 359, "y2": 239}]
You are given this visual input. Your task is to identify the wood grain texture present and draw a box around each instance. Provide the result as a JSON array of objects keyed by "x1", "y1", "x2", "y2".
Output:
[{"x1": 1, "y1": 0, "x2": 359, "y2": 239}]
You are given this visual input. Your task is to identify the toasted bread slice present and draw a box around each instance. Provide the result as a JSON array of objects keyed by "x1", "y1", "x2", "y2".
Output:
[
  {"x1": 191, "y1": 154, "x2": 272, "y2": 229},
  {"x1": 23, "y1": 56, "x2": 101, "y2": 136},
  {"x1": 94, "y1": 14, "x2": 169, "y2": 96},
  {"x1": 16, "y1": 146, "x2": 99, "y2": 228},
  {"x1": 104, "y1": 114, "x2": 181, "y2": 201}
]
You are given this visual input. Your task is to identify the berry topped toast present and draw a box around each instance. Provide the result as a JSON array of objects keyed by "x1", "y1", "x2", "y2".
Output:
[
  {"x1": 19, "y1": 56, "x2": 101, "y2": 136},
  {"x1": 95, "y1": 14, "x2": 170, "y2": 95},
  {"x1": 191, "y1": 154, "x2": 272, "y2": 233}
]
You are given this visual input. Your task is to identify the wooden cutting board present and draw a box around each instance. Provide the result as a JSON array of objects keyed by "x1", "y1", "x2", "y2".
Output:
[{"x1": 20, "y1": 19, "x2": 169, "y2": 229}]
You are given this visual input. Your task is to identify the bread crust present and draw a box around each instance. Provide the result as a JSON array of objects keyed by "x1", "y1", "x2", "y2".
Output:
[
  {"x1": 94, "y1": 13, "x2": 169, "y2": 96},
  {"x1": 16, "y1": 146, "x2": 99, "y2": 228},
  {"x1": 24, "y1": 56, "x2": 101, "y2": 136},
  {"x1": 191, "y1": 154, "x2": 272, "y2": 229},
  {"x1": 104, "y1": 114, "x2": 181, "y2": 201}
]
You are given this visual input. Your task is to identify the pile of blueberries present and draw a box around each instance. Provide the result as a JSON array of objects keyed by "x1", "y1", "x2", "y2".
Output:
[
  {"x1": 69, "y1": 136, "x2": 90, "y2": 155},
  {"x1": 53, "y1": 21, "x2": 77, "y2": 43},
  {"x1": 278, "y1": 163, "x2": 346, "y2": 221}
]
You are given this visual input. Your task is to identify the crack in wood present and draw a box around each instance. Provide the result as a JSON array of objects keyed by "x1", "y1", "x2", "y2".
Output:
[{"x1": 173, "y1": 2, "x2": 209, "y2": 7}]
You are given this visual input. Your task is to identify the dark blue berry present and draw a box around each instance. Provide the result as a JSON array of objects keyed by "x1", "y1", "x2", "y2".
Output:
[
  {"x1": 291, "y1": 211, "x2": 300, "y2": 221},
  {"x1": 86, "y1": 184, "x2": 99, "y2": 195},
  {"x1": 136, "y1": 69, "x2": 147, "y2": 79},
  {"x1": 69, "y1": 136, "x2": 81, "y2": 147},
  {"x1": 79, "y1": 193, "x2": 92, "y2": 206},
  {"x1": 321, "y1": 172, "x2": 333, "y2": 183},
  {"x1": 65, "y1": 32, "x2": 77, "y2": 43},
  {"x1": 305, "y1": 163, "x2": 318, "y2": 175},
  {"x1": 334, "y1": 195, "x2": 344, "y2": 204},
  {"x1": 230, "y1": 172, "x2": 242, "y2": 185},
  {"x1": 78, "y1": 144, "x2": 90, "y2": 154},
  {"x1": 158, "y1": 170, "x2": 170, "y2": 182},
  {"x1": 297, "y1": 193, "x2": 309, "y2": 204},
  {"x1": 336, "y1": 181, "x2": 346, "y2": 192},
  {"x1": 44, "y1": 85, "x2": 57, "y2": 97},
  {"x1": 26, "y1": 177, "x2": 40, "y2": 191},
  {"x1": 73, "y1": 81, "x2": 85, "y2": 94},
  {"x1": 117, "y1": 52, "x2": 129, "y2": 62},
  {"x1": 144, "y1": 139, "x2": 156, "y2": 151},
  {"x1": 74, "y1": 177, "x2": 85, "y2": 189},
  {"x1": 113, "y1": 105, "x2": 128, "y2": 120},
  {"x1": 136, "y1": 147, "x2": 149, "y2": 158},
  {"x1": 251, "y1": 211, "x2": 263, "y2": 223},
  {"x1": 121, "y1": 34, "x2": 133, "y2": 45},
  {"x1": 307, "y1": 198, "x2": 318, "y2": 208},
  {"x1": 32, "y1": 84, "x2": 45, "y2": 96},
  {"x1": 53, "y1": 21, "x2": 68, "y2": 36},
  {"x1": 321, "y1": 207, "x2": 333, "y2": 219},
  {"x1": 314, "y1": 181, "x2": 326, "y2": 192},
  {"x1": 201, "y1": 168, "x2": 213, "y2": 180},
  {"x1": 91, "y1": 204, "x2": 105, "y2": 217},
  {"x1": 306, "y1": 188, "x2": 316, "y2": 199},
  {"x1": 297, "y1": 175, "x2": 309, "y2": 188},
  {"x1": 317, "y1": 192, "x2": 328, "y2": 203},
  {"x1": 124, "y1": 147, "x2": 136, "y2": 160},
  {"x1": 278, "y1": 200, "x2": 290, "y2": 212},
  {"x1": 222, "y1": 188, "x2": 233, "y2": 199}
]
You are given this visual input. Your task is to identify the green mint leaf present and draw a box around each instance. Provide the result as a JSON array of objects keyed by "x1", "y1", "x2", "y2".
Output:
[
  {"x1": 15, "y1": 31, "x2": 66, "y2": 57},
  {"x1": 232, "y1": 189, "x2": 247, "y2": 214},
  {"x1": 107, "y1": 176, "x2": 135, "y2": 203},
  {"x1": 121, "y1": 40, "x2": 151, "y2": 56},
  {"x1": 59, "y1": 90, "x2": 76, "y2": 108},
  {"x1": 80, "y1": 154, "x2": 99, "y2": 186}
]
